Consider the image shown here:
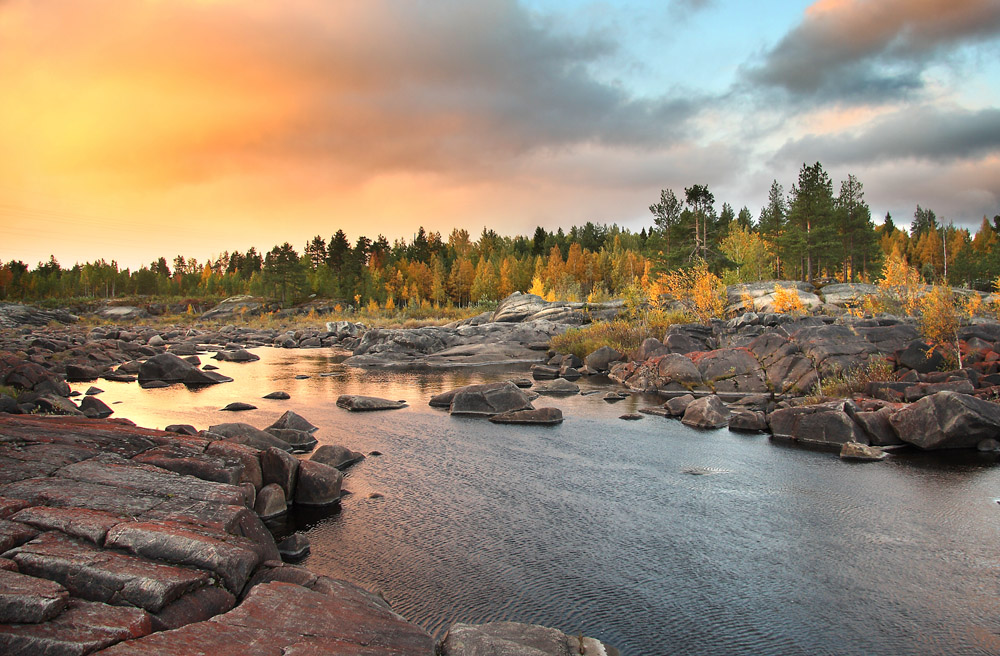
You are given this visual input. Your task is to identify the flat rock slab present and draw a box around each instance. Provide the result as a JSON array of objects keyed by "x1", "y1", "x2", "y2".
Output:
[
  {"x1": 0, "y1": 569, "x2": 69, "y2": 624},
  {"x1": 133, "y1": 445, "x2": 244, "y2": 486},
  {"x1": 0, "y1": 598, "x2": 151, "y2": 655},
  {"x1": 8, "y1": 532, "x2": 210, "y2": 613},
  {"x1": 104, "y1": 521, "x2": 262, "y2": 594},
  {"x1": 0, "y1": 518, "x2": 40, "y2": 552},
  {"x1": 336, "y1": 395, "x2": 407, "y2": 411},
  {"x1": 97, "y1": 581, "x2": 434, "y2": 656},
  {"x1": 11, "y1": 506, "x2": 124, "y2": 546},
  {"x1": 58, "y1": 455, "x2": 248, "y2": 507},
  {"x1": 489, "y1": 408, "x2": 564, "y2": 425},
  {"x1": 0, "y1": 415, "x2": 161, "y2": 459},
  {"x1": 0, "y1": 477, "x2": 165, "y2": 516}
]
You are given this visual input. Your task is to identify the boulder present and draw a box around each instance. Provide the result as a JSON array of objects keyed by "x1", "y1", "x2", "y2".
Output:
[
  {"x1": 336, "y1": 395, "x2": 408, "y2": 411},
  {"x1": 903, "y1": 380, "x2": 975, "y2": 402},
  {"x1": 212, "y1": 349, "x2": 260, "y2": 363},
  {"x1": 664, "y1": 393, "x2": 696, "y2": 416},
  {"x1": 310, "y1": 444, "x2": 365, "y2": 470},
  {"x1": 2, "y1": 359, "x2": 71, "y2": 396},
  {"x1": 79, "y1": 395, "x2": 114, "y2": 419},
  {"x1": 0, "y1": 569, "x2": 69, "y2": 624},
  {"x1": 584, "y1": 346, "x2": 624, "y2": 372},
  {"x1": 294, "y1": 459, "x2": 343, "y2": 506},
  {"x1": 261, "y1": 447, "x2": 299, "y2": 499},
  {"x1": 220, "y1": 402, "x2": 257, "y2": 412},
  {"x1": 889, "y1": 391, "x2": 1000, "y2": 449},
  {"x1": 254, "y1": 483, "x2": 287, "y2": 519},
  {"x1": 849, "y1": 406, "x2": 903, "y2": 446},
  {"x1": 264, "y1": 428, "x2": 318, "y2": 453},
  {"x1": 656, "y1": 354, "x2": 703, "y2": 387},
  {"x1": 138, "y1": 353, "x2": 196, "y2": 386},
  {"x1": 446, "y1": 382, "x2": 534, "y2": 417},
  {"x1": 277, "y1": 533, "x2": 310, "y2": 562},
  {"x1": 729, "y1": 409, "x2": 768, "y2": 432},
  {"x1": 693, "y1": 348, "x2": 767, "y2": 394},
  {"x1": 266, "y1": 410, "x2": 318, "y2": 433},
  {"x1": 182, "y1": 369, "x2": 234, "y2": 386},
  {"x1": 769, "y1": 401, "x2": 868, "y2": 446},
  {"x1": 262, "y1": 391, "x2": 290, "y2": 400},
  {"x1": 205, "y1": 441, "x2": 263, "y2": 490},
  {"x1": 488, "y1": 407, "x2": 564, "y2": 425},
  {"x1": 638, "y1": 337, "x2": 670, "y2": 361},
  {"x1": 530, "y1": 364, "x2": 560, "y2": 380},
  {"x1": 208, "y1": 423, "x2": 293, "y2": 453},
  {"x1": 896, "y1": 341, "x2": 944, "y2": 374},
  {"x1": 681, "y1": 395, "x2": 731, "y2": 429},
  {"x1": 65, "y1": 363, "x2": 100, "y2": 382}
]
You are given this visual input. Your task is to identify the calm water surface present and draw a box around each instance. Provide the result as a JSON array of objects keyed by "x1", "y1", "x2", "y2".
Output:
[{"x1": 73, "y1": 348, "x2": 1000, "y2": 655}]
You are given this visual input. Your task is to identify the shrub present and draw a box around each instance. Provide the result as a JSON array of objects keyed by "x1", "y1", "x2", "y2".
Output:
[
  {"x1": 812, "y1": 357, "x2": 895, "y2": 399},
  {"x1": 772, "y1": 284, "x2": 806, "y2": 315},
  {"x1": 650, "y1": 260, "x2": 726, "y2": 323},
  {"x1": 550, "y1": 309, "x2": 687, "y2": 361}
]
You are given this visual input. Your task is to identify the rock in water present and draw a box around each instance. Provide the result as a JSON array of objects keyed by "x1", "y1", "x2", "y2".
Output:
[
  {"x1": 449, "y1": 382, "x2": 534, "y2": 417},
  {"x1": 440, "y1": 621, "x2": 615, "y2": 656},
  {"x1": 310, "y1": 444, "x2": 365, "y2": 470},
  {"x1": 335, "y1": 395, "x2": 407, "y2": 411},
  {"x1": 489, "y1": 407, "x2": 563, "y2": 425},
  {"x1": 889, "y1": 391, "x2": 1000, "y2": 450},
  {"x1": 220, "y1": 402, "x2": 256, "y2": 412},
  {"x1": 681, "y1": 395, "x2": 731, "y2": 429},
  {"x1": 277, "y1": 534, "x2": 310, "y2": 562},
  {"x1": 840, "y1": 442, "x2": 888, "y2": 461},
  {"x1": 266, "y1": 410, "x2": 319, "y2": 433},
  {"x1": 263, "y1": 391, "x2": 291, "y2": 400},
  {"x1": 584, "y1": 345, "x2": 624, "y2": 372}
]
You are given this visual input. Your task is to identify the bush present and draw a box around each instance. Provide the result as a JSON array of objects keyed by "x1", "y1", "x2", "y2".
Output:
[
  {"x1": 550, "y1": 309, "x2": 687, "y2": 361},
  {"x1": 812, "y1": 358, "x2": 895, "y2": 399}
]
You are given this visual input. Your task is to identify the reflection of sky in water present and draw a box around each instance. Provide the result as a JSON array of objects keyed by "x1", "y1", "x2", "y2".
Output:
[{"x1": 70, "y1": 348, "x2": 1000, "y2": 655}]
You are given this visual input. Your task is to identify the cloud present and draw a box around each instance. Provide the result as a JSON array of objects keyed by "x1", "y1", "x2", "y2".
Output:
[
  {"x1": 772, "y1": 106, "x2": 1000, "y2": 165},
  {"x1": 744, "y1": 0, "x2": 1000, "y2": 102},
  {"x1": 668, "y1": 0, "x2": 714, "y2": 18},
  {"x1": 0, "y1": 0, "x2": 700, "y2": 190}
]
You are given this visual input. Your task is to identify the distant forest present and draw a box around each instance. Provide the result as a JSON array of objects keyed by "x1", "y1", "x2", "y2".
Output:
[{"x1": 3, "y1": 162, "x2": 999, "y2": 307}]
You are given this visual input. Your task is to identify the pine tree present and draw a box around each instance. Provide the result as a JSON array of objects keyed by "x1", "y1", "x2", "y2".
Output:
[{"x1": 786, "y1": 162, "x2": 836, "y2": 282}]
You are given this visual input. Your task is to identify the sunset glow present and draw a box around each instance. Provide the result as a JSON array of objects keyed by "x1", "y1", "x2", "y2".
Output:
[{"x1": 1, "y1": 0, "x2": 998, "y2": 269}]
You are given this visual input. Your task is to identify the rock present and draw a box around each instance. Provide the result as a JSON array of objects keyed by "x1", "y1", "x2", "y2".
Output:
[
  {"x1": 8, "y1": 531, "x2": 211, "y2": 612},
  {"x1": 138, "y1": 353, "x2": 197, "y2": 386},
  {"x1": 220, "y1": 402, "x2": 257, "y2": 412},
  {"x1": 603, "y1": 391, "x2": 628, "y2": 402},
  {"x1": 889, "y1": 391, "x2": 1000, "y2": 449},
  {"x1": 79, "y1": 395, "x2": 114, "y2": 418},
  {"x1": 212, "y1": 349, "x2": 260, "y2": 363},
  {"x1": 638, "y1": 337, "x2": 670, "y2": 361},
  {"x1": 849, "y1": 406, "x2": 904, "y2": 446},
  {"x1": 11, "y1": 506, "x2": 124, "y2": 546},
  {"x1": 584, "y1": 345, "x2": 624, "y2": 372},
  {"x1": 254, "y1": 483, "x2": 287, "y2": 519},
  {"x1": 294, "y1": 459, "x2": 343, "y2": 506},
  {"x1": 261, "y1": 447, "x2": 299, "y2": 499},
  {"x1": 896, "y1": 341, "x2": 944, "y2": 374},
  {"x1": 558, "y1": 365, "x2": 582, "y2": 380},
  {"x1": 533, "y1": 378, "x2": 580, "y2": 395},
  {"x1": 489, "y1": 407, "x2": 564, "y2": 425},
  {"x1": 0, "y1": 598, "x2": 152, "y2": 655},
  {"x1": 208, "y1": 422, "x2": 293, "y2": 452},
  {"x1": 619, "y1": 413, "x2": 643, "y2": 420},
  {"x1": 310, "y1": 444, "x2": 365, "y2": 470},
  {"x1": 264, "y1": 410, "x2": 319, "y2": 434},
  {"x1": 85, "y1": 386, "x2": 104, "y2": 396},
  {"x1": 977, "y1": 438, "x2": 1000, "y2": 452},
  {"x1": 440, "y1": 620, "x2": 612, "y2": 656},
  {"x1": 693, "y1": 348, "x2": 767, "y2": 394},
  {"x1": 449, "y1": 382, "x2": 534, "y2": 417},
  {"x1": 1, "y1": 358, "x2": 71, "y2": 397},
  {"x1": 664, "y1": 393, "x2": 696, "y2": 416},
  {"x1": 530, "y1": 364, "x2": 561, "y2": 380},
  {"x1": 769, "y1": 401, "x2": 868, "y2": 446},
  {"x1": 165, "y1": 424, "x2": 198, "y2": 435},
  {"x1": 277, "y1": 533, "x2": 310, "y2": 562},
  {"x1": 656, "y1": 354, "x2": 704, "y2": 387},
  {"x1": 263, "y1": 391, "x2": 290, "y2": 400},
  {"x1": 34, "y1": 394, "x2": 83, "y2": 416},
  {"x1": 681, "y1": 395, "x2": 732, "y2": 429},
  {"x1": 840, "y1": 441, "x2": 888, "y2": 461},
  {"x1": 0, "y1": 569, "x2": 69, "y2": 624},
  {"x1": 152, "y1": 585, "x2": 235, "y2": 632},
  {"x1": 147, "y1": 334, "x2": 165, "y2": 347},
  {"x1": 65, "y1": 363, "x2": 100, "y2": 382},
  {"x1": 133, "y1": 444, "x2": 244, "y2": 486},
  {"x1": 182, "y1": 369, "x2": 234, "y2": 386},
  {"x1": 819, "y1": 283, "x2": 879, "y2": 307},
  {"x1": 508, "y1": 378, "x2": 534, "y2": 388},
  {"x1": 728, "y1": 409, "x2": 768, "y2": 432},
  {"x1": 336, "y1": 395, "x2": 408, "y2": 411},
  {"x1": 903, "y1": 379, "x2": 975, "y2": 402}
]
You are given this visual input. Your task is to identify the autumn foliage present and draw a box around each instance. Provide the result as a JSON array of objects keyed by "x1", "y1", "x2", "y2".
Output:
[{"x1": 650, "y1": 260, "x2": 726, "y2": 323}]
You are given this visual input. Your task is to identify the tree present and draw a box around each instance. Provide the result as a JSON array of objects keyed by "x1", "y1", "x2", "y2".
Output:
[
  {"x1": 910, "y1": 205, "x2": 938, "y2": 238},
  {"x1": 305, "y1": 235, "x2": 327, "y2": 270},
  {"x1": 326, "y1": 230, "x2": 351, "y2": 274},
  {"x1": 786, "y1": 162, "x2": 835, "y2": 282},
  {"x1": 759, "y1": 179, "x2": 787, "y2": 277},
  {"x1": 532, "y1": 227, "x2": 547, "y2": 256},
  {"x1": 834, "y1": 174, "x2": 874, "y2": 281},
  {"x1": 649, "y1": 188, "x2": 682, "y2": 260},
  {"x1": 263, "y1": 243, "x2": 306, "y2": 304},
  {"x1": 684, "y1": 184, "x2": 715, "y2": 262}
]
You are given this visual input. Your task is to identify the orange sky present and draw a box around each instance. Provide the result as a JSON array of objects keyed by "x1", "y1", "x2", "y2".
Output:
[{"x1": 2, "y1": 0, "x2": 998, "y2": 269}]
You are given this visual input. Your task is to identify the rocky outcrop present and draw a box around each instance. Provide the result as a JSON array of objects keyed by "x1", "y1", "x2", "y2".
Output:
[{"x1": 0, "y1": 303, "x2": 78, "y2": 328}]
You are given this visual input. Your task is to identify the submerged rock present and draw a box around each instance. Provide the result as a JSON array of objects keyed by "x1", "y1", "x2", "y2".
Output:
[
  {"x1": 336, "y1": 395, "x2": 407, "y2": 411},
  {"x1": 440, "y1": 620, "x2": 615, "y2": 656},
  {"x1": 220, "y1": 402, "x2": 256, "y2": 412},
  {"x1": 840, "y1": 441, "x2": 888, "y2": 461},
  {"x1": 488, "y1": 407, "x2": 563, "y2": 425},
  {"x1": 310, "y1": 444, "x2": 365, "y2": 470}
]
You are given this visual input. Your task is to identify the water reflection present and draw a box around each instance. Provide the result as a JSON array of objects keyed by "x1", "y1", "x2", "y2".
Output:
[{"x1": 72, "y1": 348, "x2": 1000, "y2": 656}]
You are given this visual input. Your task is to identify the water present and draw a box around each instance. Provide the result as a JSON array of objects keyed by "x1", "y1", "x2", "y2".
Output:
[{"x1": 73, "y1": 348, "x2": 1000, "y2": 655}]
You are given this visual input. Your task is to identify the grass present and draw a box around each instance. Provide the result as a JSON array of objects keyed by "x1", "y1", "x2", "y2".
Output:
[
  {"x1": 809, "y1": 357, "x2": 895, "y2": 400},
  {"x1": 550, "y1": 309, "x2": 689, "y2": 361}
]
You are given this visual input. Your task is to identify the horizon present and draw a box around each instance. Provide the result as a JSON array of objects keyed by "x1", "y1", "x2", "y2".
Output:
[{"x1": 2, "y1": 0, "x2": 998, "y2": 271}]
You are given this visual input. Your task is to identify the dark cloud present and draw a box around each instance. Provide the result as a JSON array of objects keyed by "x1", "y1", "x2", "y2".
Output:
[
  {"x1": 772, "y1": 106, "x2": 1000, "y2": 165},
  {"x1": 668, "y1": 0, "x2": 714, "y2": 18},
  {"x1": 744, "y1": 0, "x2": 1000, "y2": 102}
]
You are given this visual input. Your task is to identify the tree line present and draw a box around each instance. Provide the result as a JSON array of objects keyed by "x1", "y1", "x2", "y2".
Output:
[{"x1": 2, "y1": 161, "x2": 998, "y2": 307}]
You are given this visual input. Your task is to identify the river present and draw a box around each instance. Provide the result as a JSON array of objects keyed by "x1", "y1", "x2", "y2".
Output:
[{"x1": 72, "y1": 347, "x2": 1000, "y2": 655}]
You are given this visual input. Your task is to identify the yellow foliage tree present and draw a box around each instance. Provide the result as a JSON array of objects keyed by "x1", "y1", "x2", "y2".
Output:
[
  {"x1": 867, "y1": 253, "x2": 923, "y2": 316},
  {"x1": 772, "y1": 285, "x2": 806, "y2": 315},
  {"x1": 918, "y1": 285, "x2": 963, "y2": 367},
  {"x1": 650, "y1": 260, "x2": 725, "y2": 323},
  {"x1": 528, "y1": 275, "x2": 546, "y2": 298}
]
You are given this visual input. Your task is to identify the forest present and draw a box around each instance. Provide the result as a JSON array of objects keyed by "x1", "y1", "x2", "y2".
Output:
[{"x1": 3, "y1": 162, "x2": 999, "y2": 307}]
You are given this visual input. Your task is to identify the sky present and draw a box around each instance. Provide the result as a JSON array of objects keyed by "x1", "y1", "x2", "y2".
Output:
[{"x1": 1, "y1": 0, "x2": 999, "y2": 270}]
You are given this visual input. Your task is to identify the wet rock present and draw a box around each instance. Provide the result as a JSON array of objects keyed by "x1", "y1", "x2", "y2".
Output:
[
  {"x1": 0, "y1": 598, "x2": 152, "y2": 655},
  {"x1": 446, "y1": 382, "x2": 534, "y2": 417},
  {"x1": 584, "y1": 345, "x2": 624, "y2": 373},
  {"x1": 530, "y1": 364, "x2": 561, "y2": 380},
  {"x1": 65, "y1": 363, "x2": 100, "y2": 382},
  {"x1": 488, "y1": 407, "x2": 564, "y2": 425},
  {"x1": 664, "y1": 394, "x2": 696, "y2": 417},
  {"x1": 133, "y1": 444, "x2": 244, "y2": 486},
  {"x1": 681, "y1": 395, "x2": 731, "y2": 429},
  {"x1": 138, "y1": 353, "x2": 198, "y2": 386},
  {"x1": 208, "y1": 422, "x2": 293, "y2": 452},
  {"x1": 79, "y1": 395, "x2": 114, "y2": 418},
  {"x1": 840, "y1": 441, "x2": 888, "y2": 461},
  {"x1": 182, "y1": 369, "x2": 234, "y2": 386},
  {"x1": 254, "y1": 483, "x2": 287, "y2": 519},
  {"x1": 220, "y1": 402, "x2": 257, "y2": 412},
  {"x1": 0, "y1": 569, "x2": 69, "y2": 624},
  {"x1": 277, "y1": 533, "x2": 310, "y2": 562},
  {"x1": 310, "y1": 444, "x2": 365, "y2": 470},
  {"x1": 440, "y1": 620, "x2": 612, "y2": 656},
  {"x1": 165, "y1": 424, "x2": 198, "y2": 436},
  {"x1": 266, "y1": 411, "x2": 318, "y2": 434},
  {"x1": 889, "y1": 391, "x2": 1000, "y2": 450},
  {"x1": 261, "y1": 448, "x2": 299, "y2": 499},
  {"x1": 212, "y1": 349, "x2": 260, "y2": 363},
  {"x1": 728, "y1": 409, "x2": 768, "y2": 432},
  {"x1": 619, "y1": 413, "x2": 643, "y2": 420},
  {"x1": 533, "y1": 378, "x2": 580, "y2": 395},
  {"x1": 294, "y1": 459, "x2": 343, "y2": 506},
  {"x1": 336, "y1": 395, "x2": 407, "y2": 411},
  {"x1": 8, "y1": 532, "x2": 210, "y2": 612},
  {"x1": 264, "y1": 428, "x2": 317, "y2": 453},
  {"x1": 262, "y1": 391, "x2": 290, "y2": 400}
]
